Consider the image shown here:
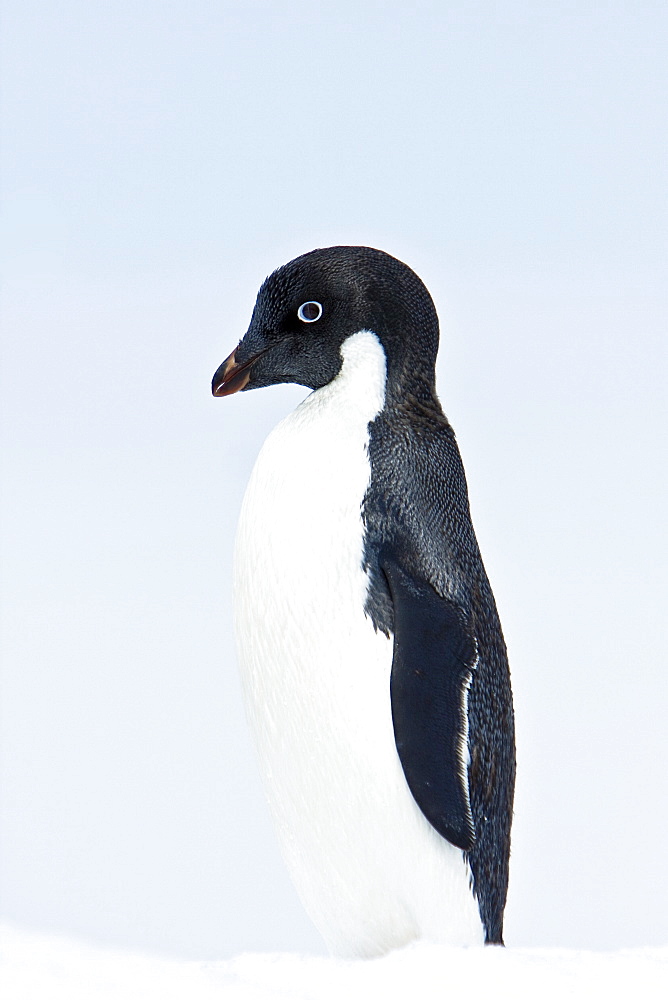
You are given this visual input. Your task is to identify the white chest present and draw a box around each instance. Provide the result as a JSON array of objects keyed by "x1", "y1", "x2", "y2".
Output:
[
  {"x1": 234, "y1": 332, "x2": 394, "y2": 814},
  {"x1": 233, "y1": 332, "x2": 483, "y2": 956}
]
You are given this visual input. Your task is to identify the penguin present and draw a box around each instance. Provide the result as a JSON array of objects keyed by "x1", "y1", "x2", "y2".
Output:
[{"x1": 212, "y1": 246, "x2": 515, "y2": 958}]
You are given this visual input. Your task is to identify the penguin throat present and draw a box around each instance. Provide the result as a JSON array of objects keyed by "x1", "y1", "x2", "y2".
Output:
[{"x1": 331, "y1": 330, "x2": 388, "y2": 421}]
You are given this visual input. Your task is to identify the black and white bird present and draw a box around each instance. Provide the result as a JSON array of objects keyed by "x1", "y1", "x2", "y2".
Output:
[{"x1": 212, "y1": 246, "x2": 515, "y2": 957}]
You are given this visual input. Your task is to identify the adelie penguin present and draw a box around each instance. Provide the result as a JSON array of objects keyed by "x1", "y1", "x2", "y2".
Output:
[{"x1": 212, "y1": 246, "x2": 515, "y2": 958}]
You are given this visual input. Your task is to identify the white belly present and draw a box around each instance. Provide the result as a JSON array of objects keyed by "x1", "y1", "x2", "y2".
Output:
[{"x1": 233, "y1": 332, "x2": 484, "y2": 956}]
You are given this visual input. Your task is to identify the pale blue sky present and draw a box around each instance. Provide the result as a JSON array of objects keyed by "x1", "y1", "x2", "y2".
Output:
[{"x1": 1, "y1": 0, "x2": 666, "y2": 959}]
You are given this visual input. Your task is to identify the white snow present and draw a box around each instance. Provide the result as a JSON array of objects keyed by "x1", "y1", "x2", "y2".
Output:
[{"x1": 2, "y1": 923, "x2": 667, "y2": 1000}]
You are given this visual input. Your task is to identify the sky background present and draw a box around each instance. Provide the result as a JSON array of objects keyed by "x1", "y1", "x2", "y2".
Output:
[{"x1": 1, "y1": 0, "x2": 666, "y2": 961}]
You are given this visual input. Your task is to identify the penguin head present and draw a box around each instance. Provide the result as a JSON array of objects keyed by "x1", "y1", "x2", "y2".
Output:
[{"x1": 212, "y1": 246, "x2": 440, "y2": 398}]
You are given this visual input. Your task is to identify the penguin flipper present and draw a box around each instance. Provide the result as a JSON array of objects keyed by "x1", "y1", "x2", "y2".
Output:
[{"x1": 383, "y1": 557, "x2": 477, "y2": 852}]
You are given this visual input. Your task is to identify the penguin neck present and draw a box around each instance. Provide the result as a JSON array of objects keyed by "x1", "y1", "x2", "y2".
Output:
[
  {"x1": 336, "y1": 330, "x2": 388, "y2": 416},
  {"x1": 374, "y1": 318, "x2": 441, "y2": 417},
  {"x1": 295, "y1": 330, "x2": 388, "y2": 428},
  {"x1": 298, "y1": 327, "x2": 440, "y2": 428}
]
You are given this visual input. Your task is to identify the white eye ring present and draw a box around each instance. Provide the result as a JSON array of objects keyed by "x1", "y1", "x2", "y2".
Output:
[{"x1": 297, "y1": 301, "x2": 323, "y2": 323}]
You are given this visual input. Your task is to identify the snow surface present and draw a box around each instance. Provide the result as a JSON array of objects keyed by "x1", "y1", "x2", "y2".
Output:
[{"x1": 2, "y1": 923, "x2": 667, "y2": 1000}]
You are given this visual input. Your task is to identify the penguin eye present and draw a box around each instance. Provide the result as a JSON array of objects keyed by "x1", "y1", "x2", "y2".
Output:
[{"x1": 297, "y1": 301, "x2": 323, "y2": 323}]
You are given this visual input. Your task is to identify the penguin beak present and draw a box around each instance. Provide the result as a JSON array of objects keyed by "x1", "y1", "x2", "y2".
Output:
[{"x1": 212, "y1": 345, "x2": 266, "y2": 397}]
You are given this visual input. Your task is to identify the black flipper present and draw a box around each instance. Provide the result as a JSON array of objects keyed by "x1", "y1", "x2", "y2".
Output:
[{"x1": 383, "y1": 557, "x2": 477, "y2": 852}]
